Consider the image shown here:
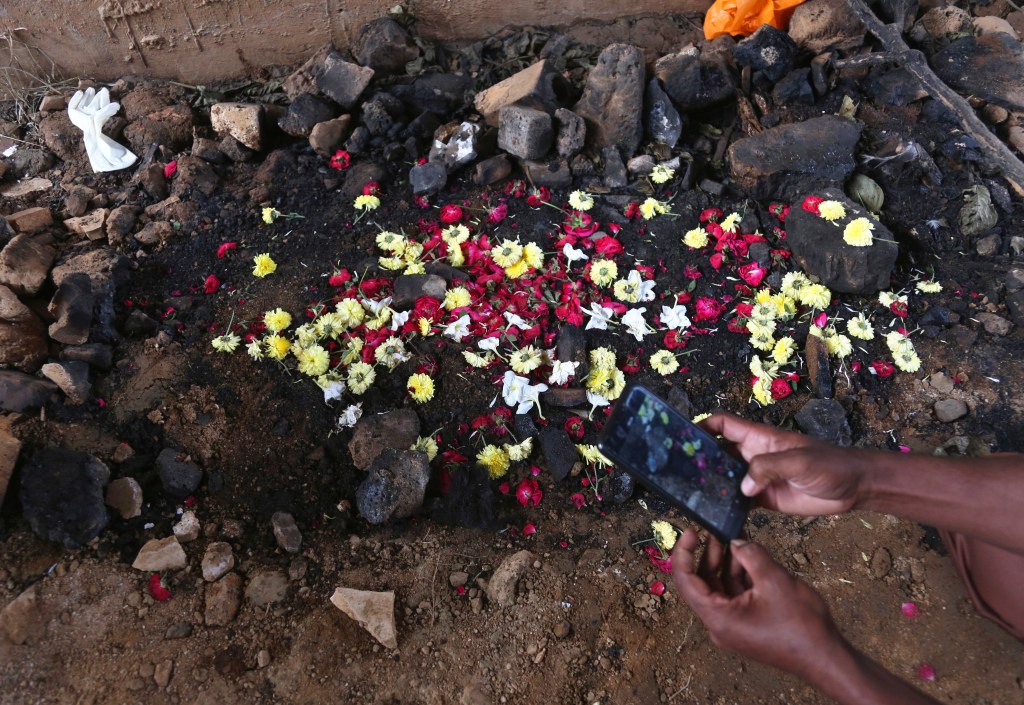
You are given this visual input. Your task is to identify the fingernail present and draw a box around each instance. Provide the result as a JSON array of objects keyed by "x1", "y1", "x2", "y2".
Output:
[
  {"x1": 740, "y1": 476, "x2": 756, "y2": 496},
  {"x1": 731, "y1": 539, "x2": 748, "y2": 548}
]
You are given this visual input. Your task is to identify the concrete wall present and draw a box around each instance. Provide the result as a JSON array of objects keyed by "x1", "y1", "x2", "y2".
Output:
[{"x1": 1, "y1": 0, "x2": 711, "y2": 85}]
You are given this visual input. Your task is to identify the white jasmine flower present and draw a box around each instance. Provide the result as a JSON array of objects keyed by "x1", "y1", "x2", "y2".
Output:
[
  {"x1": 337, "y1": 404, "x2": 363, "y2": 428},
  {"x1": 562, "y1": 243, "x2": 589, "y2": 268},
  {"x1": 322, "y1": 379, "x2": 347, "y2": 403},
  {"x1": 478, "y1": 336, "x2": 501, "y2": 352},
  {"x1": 660, "y1": 303, "x2": 691, "y2": 331},
  {"x1": 504, "y1": 311, "x2": 529, "y2": 330},
  {"x1": 548, "y1": 360, "x2": 579, "y2": 385},
  {"x1": 443, "y1": 314, "x2": 471, "y2": 342},
  {"x1": 621, "y1": 307, "x2": 651, "y2": 342},
  {"x1": 390, "y1": 308, "x2": 411, "y2": 332},
  {"x1": 585, "y1": 302, "x2": 615, "y2": 331}
]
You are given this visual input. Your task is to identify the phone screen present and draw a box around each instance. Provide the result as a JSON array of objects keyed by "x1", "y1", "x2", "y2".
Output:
[{"x1": 598, "y1": 385, "x2": 749, "y2": 541}]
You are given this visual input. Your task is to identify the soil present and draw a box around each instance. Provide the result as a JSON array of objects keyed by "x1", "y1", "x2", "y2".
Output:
[{"x1": 4, "y1": 23, "x2": 1024, "y2": 705}]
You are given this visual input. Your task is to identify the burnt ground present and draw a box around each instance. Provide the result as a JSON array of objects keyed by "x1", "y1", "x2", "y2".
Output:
[{"x1": 3, "y1": 17, "x2": 1024, "y2": 705}]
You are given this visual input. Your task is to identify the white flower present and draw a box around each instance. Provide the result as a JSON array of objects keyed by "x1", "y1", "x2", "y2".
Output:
[
  {"x1": 585, "y1": 302, "x2": 615, "y2": 331},
  {"x1": 621, "y1": 307, "x2": 651, "y2": 341},
  {"x1": 478, "y1": 337, "x2": 501, "y2": 351},
  {"x1": 443, "y1": 314, "x2": 471, "y2": 342},
  {"x1": 501, "y1": 370, "x2": 548, "y2": 414},
  {"x1": 322, "y1": 379, "x2": 347, "y2": 403},
  {"x1": 504, "y1": 311, "x2": 529, "y2": 330},
  {"x1": 337, "y1": 404, "x2": 363, "y2": 428},
  {"x1": 660, "y1": 303, "x2": 691, "y2": 331},
  {"x1": 390, "y1": 309, "x2": 411, "y2": 331},
  {"x1": 362, "y1": 296, "x2": 392, "y2": 316},
  {"x1": 548, "y1": 360, "x2": 579, "y2": 385},
  {"x1": 619, "y1": 269, "x2": 656, "y2": 302},
  {"x1": 586, "y1": 391, "x2": 610, "y2": 409},
  {"x1": 562, "y1": 243, "x2": 589, "y2": 268}
]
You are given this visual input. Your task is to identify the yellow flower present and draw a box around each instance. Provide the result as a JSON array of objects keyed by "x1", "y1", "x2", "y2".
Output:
[
  {"x1": 843, "y1": 217, "x2": 874, "y2": 247},
  {"x1": 916, "y1": 280, "x2": 942, "y2": 293},
  {"x1": 335, "y1": 299, "x2": 365, "y2": 327},
  {"x1": 252, "y1": 253, "x2": 277, "y2": 278},
  {"x1": 590, "y1": 259, "x2": 618, "y2": 287},
  {"x1": 886, "y1": 331, "x2": 914, "y2": 355},
  {"x1": 613, "y1": 276, "x2": 640, "y2": 303},
  {"x1": 683, "y1": 227, "x2": 709, "y2": 249},
  {"x1": 297, "y1": 344, "x2": 330, "y2": 377},
  {"x1": 749, "y1": 327, "x2": 776, "y2": 352},
  {"x1": 750, "y1": 302, "x2": 777, "y2": 324},
  {"x1": 404, "y1": 262, "x2": 426, "y2": 275},
  {"x1": 417, "y1": 317, "x2": 433, "y2": 336},
  {"x1": 402, "y1": 241, "x2": 424, "y2": 263},
  {"x1": 246, "y1": 339, "x2": 264, "y2": 360},
  {"x1": 781, "y1": 271, "x2": 810, "y2": 298},
  {"x1": 799, "y1": 283, "x2": 832, "y2": 310},
  {"x1": 589, "y1": 347, "x2": 617, "y2": 371},
  {"x1": 568, "y1": 190, "x2": 594, "y2": 211},
  {"x1": 315, "y1": 312, "x2": 346, "y2": 339},
  {"x1": 505, "y1": 437, "x2": 533, "y2": 462},
  {"x1": 587, "y1": 367, "x2": 625, "y2": 401},
  {"x1": 375, "y1": 336, "x2": 408, "y2": 369},
  {"x1": 818, "y1": 200, "x2": 847, "y2": 222},
  {"x1": 211, "y1": 333, "x2": 241, "y2": 353},
  {"x1": 847, "y1": 314, "x2": 874, "y2": 340},
  {"x1": 576, "y1": 444, "x2": 613, "y2": 468},
  {"x1": 265, "y1": 334, "x2": 291, "y2": 360},
  {"x1": 477, "y1": 444, "x2": 510, "y2": 479},
  {"x1": 692, "y1": 412, "x2": 712, "y2": 424},
  {"x1": 747, "y1": 318, "x2": 776, "y2": 337},
  {"x1": 463, "y1": 350, "x2": 493, "y2": 368},
  {"x1": 263, "y1": 308, "x2": 292, "y2": 333},
  {"x1": 294, "y1": 323, "x2": 317, "y2": 349},
  {"x1": 650, "y1": 350, "x2": 679, "y2": 375},
  {"x1": 492, "y1": 239, "x2": 523, "y2": 268},
  {"x1": 650, "y1": 164, "x2": 675, "y2": 184},
  {"x1": 772, "y1": 337, "x2": 796, "y2": 364},
  {"x1": 407, "y1": 373, "x2": 435, "y2": 403},
  {"x1": 354, "y1": 194, "x2": 380, "y2": 211},
  {"x1": 411, "y1": 436, "x2": 439, "y2": 462},
  {"x1": 445, "y1": 287, "x2": 472, "y2": 310},
  {"x1": 376, "y1": 231, "x2": 405, "y2": 254},
  {"x1": 347, "y1": 362, "x2": 376, "y2": 395},
  {"x1": 639, "y1": 197, "x2": 669, "y2": 220},
  {"x1": 378, "y1": 256, "x2": 405, "y2": 270},
  {"x1": 752, "y1": 377, "x2": 774, "y2": 406},
  {"x1": 522, "y1": 242, "x2": 544, "y2": 269},
  {"x1": 510, "y1": 345, "x2": 543, "y2": 374},
  {"x1": 824, "y1": 331, "x2": 852, "y2": 359},
  {"x1": 504, "y1": 259, "x2": 530, "y2": 279},
  {"x1": 448, "y1": 245, "x2": 465, "y2": 267},
  {"x1": 772, "y1": 294, "x2": 798, "y2": 320},
  {"x1": 442, "y1": 224, "x2": 470, "y2": 244},
  {"x1": 651, "y1": 520, "x2": 678, "y2": 551},
  {"x1": 261, "y1": 207, "x2": 279, "y2": 224},
  {"x1": 893, "y1": 350, "x2": 921, "y2": 373},
  {"x1": 721, "y1": 212, "x2": 741, "y2": 233}
]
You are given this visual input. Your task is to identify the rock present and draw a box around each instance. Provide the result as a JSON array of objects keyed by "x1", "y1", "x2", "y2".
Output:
[
  {"x1": 209, "y1": 103, "x2": 264, "y2": 151},
  {"x1": 449, "y1": 571, "x2": 470, "y2": 588},
  {"x1": 975, "y1": 312, "x2": 1012, "y2": 336},
  {"x1": 0, "y1": 429, "x2": 21, "y2": 506},
  {"x1": 63, "y1": 209, "x2": 108, "y2": 241},
  {"x1": 487, "y1": 550, "x2": 534, "y2": 607},
  {"x1": 604, "y1": 469, "x2": 636, "y2": 504},
  {"x1": 644, "y1": 79, "x2": 684, "y2": 147},
  {"x1": 137, "y1": 164, "x2": 168, "y2": 200},
  {"x1": 124, "y1": 309, "x2": 159, "y2": 337},
  {"x1": 154, "y1": 659, "x2": 174, "y2": 688},
  {"x1": 784, "y1": 191, "x2": 898, "y2": 295},
  {"x1": 805, "y1": 333, "x2": 834, "y2": 399},
  {"x1": 0, "y1": 283, "x2": 48, "y2": 371},
  {"x1": 105, "y1": 205, "x2": 138, "y2": 244},
  {"x1": 47, "y1": 273, "x2": 93, "y2": 345},
  {"x1": 105, "y1": 477, "x2": 143, "y2": 519},
  {"x1": 202, "y1": 542, "x2": 235, "y2": 582},
  {"x1": 1006, "y1": 290, "x2": 1024, "y2": 326},
  {"x1": 172, "y1": 511, "x2": 201, "y2": 543},
  {"x1": 0, "y1": 234, "x2": 56, "y2": 296},
  {"x1": 498, "y1": 105, "x2": 553, "y2": 160},
  {"x1": 52, "y1": 248, "x2": 132, "y2": 291},
  {"x1": 1006, "y1": 267, "x2": 1024, "y2": 292},
  {"x1": 20, "y1": 448, "x2": 109, "y2": 547},
  {"x1": 283, "y1": 42, "x2": 336, "y2": 99},
  {"x1": 278, "y1": 94, "x2": 337, "y2": 137},
  {"x1": 554, "y1": 108, "x2": 586, "y2": 159},
  {"x1": 870, "y1": 547, "x2": 892, "y2": 578},
  {"x1": 272, "y1": 511, "x2": 302, "y2": 553},
  {"x1": 354, "y1": 17, "x2": 420, "y2": 73},
  {"x1": 667, "y1": 387, "x2": 695, "y2": 419},
  {"x1": 316, "y1": 53, "x2": 375, "y2": 109},
  {"x1": 602, "y1": 146, "x2": 627, "y2": 188},
  {"x1": 788, "y1": 0, "x2": 866, "y2": 54},
  {"x1": 348, "y1": 409, "x2": 421, "y2": 470},
  {"x1": 522, "y1": 159, "x2": 573, "y2": 189},
  {"x1": 474, "y1": 61, "x2": 568, "y2": 127},
  {"x1": 309, "y1": 115, "x2": 353, "y2": 154},
  {"x1": 539, "y1": 427, "x2": 577, "y2": 481},
  {"x1": 391, "y1": 73, "x2": 474, "y2": 115},
  {"x1": 1, "y1": 587, "x2": 44, "y2": 645},
  {"x1": 543, "y1": 388, "x2": 589, "y2": 408},
  {"x1": 338, "y1": 161, "x2": 385, "y2": 201},
  {"x1": 574, "y1": 44, "x2": 645, "y2": 158},
  {"x1": 361, "y1": 99, "x2": 394, "y2": 137},
  {"x1": 245, "y1": 569, "x2": 289, "y2": 607},
  {"x1": 910, "y1": 7, "x2": 974, "y2": 52},
  {"x1": 794, "y1": 399, "x2": 852, "y2": 445},
  {"x1": 156, "y1": 448, "x2": 203, "y2": 497},
  {"x1": 133, "y1": 536, "x2": 187, "y2": 572},
  {"x1": 409, "y1": 161, "x2": 447, "y2": 196},
  {"x1": 204, "y1": 573, "x2": 243, "y2": 626},
  {"x1": 473, "y1": 154, "x2": 513, "y2": 185},
  {"x1": 41, "y1": 361, "x2": 91, "y2": 404},
  {"x1": 164, "y1": 621, "x2": 193, "y2": 640},
  {"x1": 728, "y1": 116, "x2": 863, "y2": 200},
  {"x1": 934, "y1": 398, "x2": 968, "y2": 422},
  {"x1": 170, "y1": 155, "x2": 219, "y2": 196},
  {"x1": 931, "y1": 34, "x2": 1024, "y2": 111},
  {"x1": 976, "y1": 233, "x2": 1001, "y2": 257},
  {"x1": 393, "y1": 274, "x2": 447, "y2": 309},
  {"x1": 191, "y1": 136, "x2": 225, "y2": 163},
  {"x1": 355, "y1": 448, "x2": 431, "y2": 524},
  {"x1": 123, "y1": 105, "x2": 193, "y2": 154},
  {"x1": 253, "y1": 150, "x2": 298, "y2": 192},
  {"x1": 218, "y1": 135, "x2": 256, "y2": 163},
  {"x1": 1, "y1": 178, "x2": 53, "y2": 200},
  {"x1": 654, "y1": 46, "x2": 736, "y2": 112},
  {"x1": 920, "y1": 306, "x2": 959, "y2": 327},
  {"x1": 330, "y1": 587, "x2": 398, "y2": 649},
  {"x1": 432, "y1": 121, "x2": 480, "y2": 171},
  {"x1": 734, "y1": 24, "x2": 797, "y2": 82},
  {"x1": 38, "y1": 112, "x2": 84, "y2": 161},
  {"x1": 553, "y1": 620, "x2": 572, "y2": 639},
  {"x1": 0, "y1": 371, "x2": 57, "y2": 412},
  {"x1": 6, "y1": 207, "x2": 53, "y2": 235},
  {"x1": 134, "y1": 221, "x2": 174, "y2": 246}
]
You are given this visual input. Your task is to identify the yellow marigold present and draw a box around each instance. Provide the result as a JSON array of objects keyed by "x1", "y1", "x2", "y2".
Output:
[
  {"x1": 211, "y1": 333, "x2": 241, "y2": 353},
  {"x1": 772, "y1": 293, "x2": 798, "y2": 320},
  {"x1": 652, "y1": 520, "x2": 678, "y2": 551},
  {"x1": 893, "y1": 349, "x2": 921, "y2": 373},
  {"x1": 402, "y1": 241, "x2": 424, "y2": 263},
  {"x1": 463, "y1": 350, "x2": 493, "y2": 368},
  {"x1": 587, "y1": 367, "x2": 625, "y2": 401},
  {"x1": 335, "y1": 299, "x2": 365, "y2": 326},
  {"x1": 404, "y1": 262, "x2": 426, "y2": 275},
  {"x1": 445, "y1": 287, "x2": 472, "y2": 310},
  {"x1": 354, "y1": 194, "x2": 380, "y2": 211},
  {"x1": 477, "y1": 444, "x2": 511, "y2": 479},
  {"x1": 843, "y1": 217, "x2": 874, "y2": 247},
  {"x1": 378, "y1": 256, "x2": 405, "y2": 270},
  {"x1": 492, "y1": 239, "x2": 523, "y2": 268},
  {"x1": 650, "y1": 350, "x2": 679, "y2": 375},
  {"x1": 376, "y1": 230, "x2": 405, "y2": 253},
  {"x1": 265, "y1": 334, "x2": 291, "y2": 360},
  {"x1": 442, "y1": 224, "x2": 470, "y2": 244},
  {"x1": 825, "y1": 331, "x2": 852, "y2": 359},
  {"x1": 916, "y1": 280, "x2": 942, "y2": 293},
  {"x1": 315, "y1": 312, "x2": 345, "y2": 339},
  {"x1": 589, "y1": 347, "x2": 617, "y2": 371},
  {"x1": 750, "y1": 302, "x2": 777, "y2": 324},
  {"x1": 297, "y1": 344, "x2": 330, "y2": 377},
  {"x1": 650, "y1": 164, "x2": 675, "y2": 184},
  {"x1": 340, "y1": 338, "x2": 363, "y2": 365},
  {"x1": 818, "y1": 200, "x2": 847, "y2": 222},
  {"x1": 847, "y1": 314, "x2": 874, "y2": 340},
  {"x1": 504, "y1": 259, "x2": 530, "y2": 279},
  {"x1": 261, "y1": 207, "x2": 279, "y2": 224},
  {"x1": 246, "y1": 339, "x2": 264, "y2": 360},
  {"x1": 613, "y1": 276, "x2": 641, "y2": 303},
  {"x1": 772, "y1": 337, "x2": 796, "y2": 364},
  {"x1": 568, "y1": 190, "x2": 594, "y2": 211},
  {"x1": 347, "y1": 362, "x2": 376, "y2": 395},
  {"x1": 886, "y1": 331, "x2": 914, "y2": 355},
  {"x1": 252, "y1": 253, "x2": 277, "y2": 278},
  {"x1": 590, "y1": 259, "x2": 618, "y2": 287},
  {"x1": 448, "y1": 245, "x2": 465, "y2": 267},
  {"x1": 576, "y1": 444, "x2": 613, "y2": 469},
  {"x1": 505, "y1": 437, "x2": 533, "y2": 462},
  {"x1": 800, "y1": 283, "x2": 832, "y2": 310},
  {"x1": 510, "y1": 345, "x2": 543, "y2": 374},
  {"x1": 752, "y1": 377, "x2": 774, "y2": 406},
  {"x1": 407, "y1": 373, "x2": 434, "y2": 403},
  {"x1": 746, "y1": 318, "x2": 776, "y2": 337},
  {"x1": 683, "y1": 227, "x2": 709, "y2": 249},
  {"x1": 720, "y1": 212, "x2": 741, "y2": 233},
  {"x1": 639, "y1": 197, "x2": 669, "y2": 220},
  {"x1": 781, "y1": 271, "x2": 810, "y2": 298},
  {"x1": 692, "y1": 412, "x2": 712, "y2": 424},
  {"x1": 522, "y1": 242, "x2": 544, "y2": 269},
  {"x1": 263, "y1": 308, "x2": 292, "y2": 333},
  {"x1": 418, "y1": 317, "x2": 432, "y2": 336},
  {"x1": 411, "y1": 436, "x2": 438, "y2": 462},
  {"x1": 749, "y1": 328, "x2": 776, "y2": 352}
]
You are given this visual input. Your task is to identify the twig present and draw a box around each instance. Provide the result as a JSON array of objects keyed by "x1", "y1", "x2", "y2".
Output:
[
  {"x1": 845, "y1": 0, "x2": 1024, "y2": 197},
  {"x1": 668, "y1": 673, "x2": 693, "y2": 701}
]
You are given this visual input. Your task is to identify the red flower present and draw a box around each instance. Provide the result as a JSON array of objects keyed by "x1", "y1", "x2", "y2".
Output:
[
  {"x1": 649, "y1": 580, "x2": 666, "y2": 596},
  {"x1": 901, "y1": 602, "x2": 921, "y2": 618},
  {"x1": 709, "y1": 253, "x2": 723, "y2": 270},
  {"x1": 148, "y1": 573, "x2": 172, "y2": 602},
  {"x1": 329, "y1": 150, "x2": 351, "y2": 170},
  {"x1": 497, "y1": 482, "x2": 510, "y2": 495},
  {"x1": 699, "y1": 208, "x2": 723, "y2": 222},
  {"x1": 890, "y1": 301, "x2": 908, "y2": 318},
  {"x1": 871, "y1": 360, "x2": 896, "y2": 377},
  {"x1": 624, "y1": 201, "x2": 641, "y2": 220},
  {"x1": 644, "y1": 545, "x2": 672, "y2": 573},
  {"x1": 516, "y1": 478, "x2": 543, "y2": 507},
  {"x1": 564, "y1": 416, "x2": 585, "y2": 440},
  {"x1": 362, "y1": 181, "x2": 382, "y2": 196},
  {"x1": 412, "y1": 296, "x2": 442, "y2": 322},
  {"x1": 693, "y1": 296, "x2": 725, "y2": 322},
  {"x1": 813, "y1": 311, "x2": 828, "y2": 328},
  {"x1": 916, "y1": 663, "x2": 936, "y2": 682},
  {"x1": 163, "y1": 160, "x2": 177, "y2": 179},
  {"x1": 329, "y1": 270, "x2": 352, "y2": 287},
  {"x1": 734, "y1": 302, "x2": 754, "y2": 319},
  {"x1": 487, "y1": 203, "x2": 508, "y2": 224},
  {"x1": 455, "y1": 584, "x2": 467, "y2": 596},
  {"x1": 769, "y1": 202, "x2": 789, "y2": 222},
  {"x1": 216, "y1": 241, "x2": 237, "y2": 258},
  {"x1": 664, "y1": 329, "x2": 688, "y2": 349},
  {"x1": 526, "y1": 186, "x2": 550, "y2": 207},
  {"x1": 802, "y1": 195, "x2": 823, "y2": 215},
  {"x1": 594, "y1": 236, "x2": 624, "y2": 257},
  {"x1": 770, "y1": 378, "x2": 792, "y2": 399},
  {"x1": 523, "y1": 522, "x2": 537, "y2": 536},
  {"x1": 504, "y1": 179, "x2": 527, "y2": 198},
  {"x1": 439, "y1": 204, "x2": 463, "y2": 224},
  {"x1": 203, "y1": 274, "x2": 220, "y2": 294},
  {"x1": 738, "y1": 262, "x2": 766, "y2": 287},
  {"x1": 570, "y1": 492, "x2": 587, "y2": 510}
]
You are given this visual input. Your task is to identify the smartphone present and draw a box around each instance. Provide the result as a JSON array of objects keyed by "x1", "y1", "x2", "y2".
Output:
[{"x1": 598, "y1": 384, "x2": 750, "y2": 543}]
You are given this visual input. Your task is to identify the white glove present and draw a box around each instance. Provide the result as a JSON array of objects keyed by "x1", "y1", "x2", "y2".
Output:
[{"x1": 67, "y1": 87, "x2": 138, "y2": 173}]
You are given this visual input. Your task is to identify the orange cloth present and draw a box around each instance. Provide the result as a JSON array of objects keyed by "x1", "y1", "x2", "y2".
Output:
[{"x1": 703, "y1": 0, "x2": 806, "y2": 40}]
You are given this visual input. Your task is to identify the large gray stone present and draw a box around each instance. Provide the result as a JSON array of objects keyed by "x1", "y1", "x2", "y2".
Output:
[
  {"x1": 645, "y1": 79, "x2": 684, "y2": 147},
  {"x1": 573, "y1": 44, "x2": 645, "y2": 158},
  {"x1": 316, "y1": 53, "x2": 375, "y2": 109},
  {"x1": 0, "y1": 234, "x2": 55, "y2": 297},
  {"x1": 41, "y1": 361, "x2": 91, "y2": 405},
  {"x1": 353, "y1": 17, "x2": 420, "y2": 73},
  {"x1": 654, "y1": 46, "x2": 736, "y2": 113},
  {"x1": 47, "y1": 272, "x2": 93, "y2": 345},
  {"x1": 348, "y1": 409, "x2": 421, "y2": 470},
  {"x1": 788, "y1": 0, "x2": 867, "y2": 54},
  {"x1": 0, "y1": 371, "x2": 57, "y2": 412},
  {"x1": 539, "y1": 427, "x2": 577, "y2": 481},
  {"x1": 0, "y1": 283, "x2": 48, "y2": 371},
  {"x1": 498, "y1": 105, "x2": 553, "y2": 160},
  {"x1": 932, "y1": 34, "x2": 1024, "y2": 111},
  {"x1": 794, "y1": 399, "x2": 852, "y2": 446},
  {"x1": 355, "y1": 448, "x2": 430, "y2": 524},
  {"x1": 20, "y1": 448, "x2": 110, "y2": 547},
  {"x1": 156, "y1": 448, "x2": 203, "y2": 497},
  {"x1": 474, "y1": 60, "x2": 568, "y2": 127},
  {"x1": 734, "y1": 24, "x2": 798, "y2": 82}
]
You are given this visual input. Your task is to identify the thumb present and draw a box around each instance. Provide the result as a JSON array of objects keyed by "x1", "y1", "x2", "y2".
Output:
[{"x1": 729, "y1": 540, "x2": 784, "y2": 585}]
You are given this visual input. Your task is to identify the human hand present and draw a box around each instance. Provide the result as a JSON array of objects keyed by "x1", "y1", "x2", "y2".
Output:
[
  {"x1": 671, "y1": 530, "x2": 844, "y2": 680},
  {"x1": 701, "y1": 412, "x2": 865, "y2": 516}
]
